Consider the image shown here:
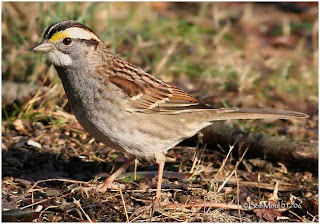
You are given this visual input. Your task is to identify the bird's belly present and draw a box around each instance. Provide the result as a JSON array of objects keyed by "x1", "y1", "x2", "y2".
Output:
[
  {"x1": 70, "y1": 101, "x2": 178, "y2": 160},
  {"x1": 67, "y1": 84, "x2": 211, "y2": 162},
  {"x1": 71, "y1": 102, "x2": 125, "y2": 152}
]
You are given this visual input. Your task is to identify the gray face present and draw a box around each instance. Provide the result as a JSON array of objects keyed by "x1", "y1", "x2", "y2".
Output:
[
  {"x1": 45, "y1": 38, "x2": 93, "y2": 67},
  {"x1": 33, "y1": 24, "x2": 101, "y2": 67}
]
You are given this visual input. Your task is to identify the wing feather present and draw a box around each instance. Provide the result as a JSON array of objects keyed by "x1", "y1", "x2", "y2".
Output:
[{"x1": 105, "y1": 57, "x2": 207, "y2": 113}]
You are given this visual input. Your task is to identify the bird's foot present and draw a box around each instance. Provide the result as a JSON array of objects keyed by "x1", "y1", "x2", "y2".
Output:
[
  {"x1": 71, "y1": 179, "x2": 125, "y2": 195},
  {"x1": 96, "y1": 181, "x2": 126, "y2": 192},
  {"x1": 71, "y1": 184, "x2": 97, "y2": 198}
]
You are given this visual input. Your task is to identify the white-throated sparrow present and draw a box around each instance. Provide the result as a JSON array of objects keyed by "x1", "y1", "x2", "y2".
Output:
[{"x1": 33, "y1": 20, "x2": 308, "y2": 206}]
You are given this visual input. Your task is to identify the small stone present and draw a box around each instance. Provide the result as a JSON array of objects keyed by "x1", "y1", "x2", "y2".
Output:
[
  {"x1": 27, "y1": 140, "x2": 42, "y2": 149},
  {"x1": 304, "y1": 192, "x2": 312, "y2": 198},
  {"x1": 13, "y1": 119, "x2": 24, "y2": 131},
  {"x1": 45, "y1": 189, "x2": 62, "y2": 197},
  {"x1": 81, "y1": 133, "x2": 87, "y2": 140}
]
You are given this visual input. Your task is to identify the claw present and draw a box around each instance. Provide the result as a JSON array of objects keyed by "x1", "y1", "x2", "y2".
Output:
[{"x1": 96, "y1": 182, "x2": 126, "y2": 192}]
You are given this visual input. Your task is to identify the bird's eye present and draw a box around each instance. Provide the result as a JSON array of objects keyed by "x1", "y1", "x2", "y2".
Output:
[{"x1": 63, "y1": 38, "x2": 72, "y2": 45}]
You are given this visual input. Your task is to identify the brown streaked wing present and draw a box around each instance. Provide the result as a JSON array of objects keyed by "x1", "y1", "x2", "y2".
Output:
[
  {"x1": 106, "y1": 58, "x2": 209, "y2": 113},
  {"x1": 127, "y1": 82, "x2": 205, "y2": 113}
]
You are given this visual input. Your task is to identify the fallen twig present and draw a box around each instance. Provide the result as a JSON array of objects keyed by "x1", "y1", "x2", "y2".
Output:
[
  {"x1": 217, "y1": 146, "x2": 249, "y2": 192},
  {"x1": 119, "y1": 188, "x2": 129, "y2": 222},
  {"x1": 183, "y1": 123, "x2": 317, "y2": 169},
  {"x1": 73, "y1": 198, "x2": 92, "y2": 223}
]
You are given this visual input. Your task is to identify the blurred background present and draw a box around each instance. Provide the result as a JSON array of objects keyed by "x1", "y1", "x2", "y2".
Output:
[
  {"x1": 2, "y1": 2, "x2": 318, "y2": 137},
  {"x1": 2, "y1": 2, "x2": 318, "y2": 222}
]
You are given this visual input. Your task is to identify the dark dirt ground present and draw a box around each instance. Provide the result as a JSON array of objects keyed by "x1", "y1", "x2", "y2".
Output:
[
  {"x1": 2, "y1": 119, "x2": 318, "y2": 222},
  {"x1": 2, "y1": 2, "x2": 318, "y2": 222}
]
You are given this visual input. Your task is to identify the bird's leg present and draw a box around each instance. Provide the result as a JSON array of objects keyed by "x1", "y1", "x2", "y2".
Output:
[
  {"x1": 153, "y1": 160, "x2": 165, "y2": 206},
  {"x1": 130, "y1": 160, "x2": 165, "y2": 218},
  {"x1": 149, "y1": 161, "x2": 165, "y2": 217},
  {"x1": 97, "y1": 156, "x2": 136, "y2": 192}
]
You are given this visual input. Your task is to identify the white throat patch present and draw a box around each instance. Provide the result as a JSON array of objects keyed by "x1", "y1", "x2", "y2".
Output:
[{"x1": 46, "y1": 50, "x2": 72, "y2": 66}]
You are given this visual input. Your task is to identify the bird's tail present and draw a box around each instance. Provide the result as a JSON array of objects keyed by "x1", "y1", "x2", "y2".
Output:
[{"x1": 205, "y1": 108, "x2": 308, "y2": 121}]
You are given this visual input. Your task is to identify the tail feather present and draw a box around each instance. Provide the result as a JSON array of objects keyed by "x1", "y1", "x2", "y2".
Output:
[{"x1": 208, "y1": 108, "x2": 309, "y2": 121}]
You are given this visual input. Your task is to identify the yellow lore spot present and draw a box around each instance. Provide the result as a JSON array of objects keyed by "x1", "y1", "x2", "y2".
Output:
[{"x1": 49, "y1": 32, "x2": 68, "y2": 42}]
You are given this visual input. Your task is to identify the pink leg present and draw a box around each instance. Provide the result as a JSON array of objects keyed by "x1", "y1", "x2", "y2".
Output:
[
  {"x1": 153, "y1": 160, "x2": 165, "y2": 205},
  {"x1": 130, "y1": 160, "x2": 166, "y2": 217},
  {"x1": 97, "y1": 156, "x2": 136, "y2": 192}
]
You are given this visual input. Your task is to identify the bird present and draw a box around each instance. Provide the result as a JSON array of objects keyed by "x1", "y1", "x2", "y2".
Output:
[{"x1": 33, "y1": 20, "x2": 308, "y2": 207}]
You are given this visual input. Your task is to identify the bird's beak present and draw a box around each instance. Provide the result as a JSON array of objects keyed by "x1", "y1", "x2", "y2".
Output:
[{"x1": 33, "y1": 39, "x2": 54, "y2": 52}]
